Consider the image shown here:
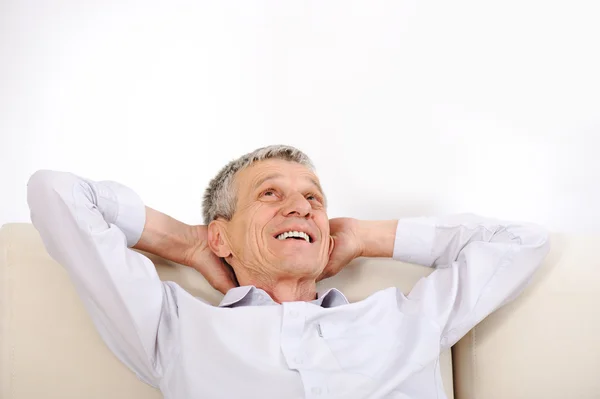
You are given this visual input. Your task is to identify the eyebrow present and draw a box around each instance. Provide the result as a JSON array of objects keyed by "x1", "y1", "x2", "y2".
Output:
[
  {"x1": 252, "y1": 173, "x2": 325, "y2": 197},
  {"x1": 252, "y1": 173, "x2": 284, "y2": 192}
]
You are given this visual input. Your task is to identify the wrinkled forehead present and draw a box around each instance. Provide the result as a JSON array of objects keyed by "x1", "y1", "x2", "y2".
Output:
[{"x1": 234, "y1": 159, "x2": 324, "y2": 197}]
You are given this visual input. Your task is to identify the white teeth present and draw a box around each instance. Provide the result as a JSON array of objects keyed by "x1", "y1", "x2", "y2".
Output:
[{"x1": 276, "y1": 230, "x2": 310, "y2": 242}]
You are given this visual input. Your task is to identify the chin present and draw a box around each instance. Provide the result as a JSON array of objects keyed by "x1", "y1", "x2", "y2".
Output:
[
  {"x1": 278, "y1": 257, "x2": 322, "y2": 277},
  {"x1": 269, "y1": 240, "x2": 325, "y2": 276}
]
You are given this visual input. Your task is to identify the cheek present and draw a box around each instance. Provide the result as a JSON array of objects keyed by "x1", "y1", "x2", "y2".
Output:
[
  {"x1": 314, "y1": 215, "x2": 331, "y2": 253},
  {"x1": 247, "y1": 207, "x2": 274, "y2": 245},
  {"x1": 230, "y1": 213, "x2": 260, "y2": 253},
  {"x1": 315, "y1": 214, "x2": 330, "y2": 237}
]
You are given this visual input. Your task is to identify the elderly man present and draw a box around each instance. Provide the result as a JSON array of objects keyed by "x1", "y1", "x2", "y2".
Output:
[{"x1": 27, "y1": 145, "x2": 549, "y2": 399}]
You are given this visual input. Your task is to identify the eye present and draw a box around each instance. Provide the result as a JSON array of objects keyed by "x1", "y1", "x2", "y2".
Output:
[
  {"x1": 261, "y1": 188, "x2": 277, "y2": 198},
  {"x1": 306, "y1": 193, "x2": 323, "y2": 203}
]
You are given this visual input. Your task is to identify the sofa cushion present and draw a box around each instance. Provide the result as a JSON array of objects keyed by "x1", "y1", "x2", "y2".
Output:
[{"x1": 0, "y1": 223, "x2": 453, "y2": 399}]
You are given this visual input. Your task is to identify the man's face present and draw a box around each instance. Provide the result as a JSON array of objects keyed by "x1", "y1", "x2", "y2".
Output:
[{"x1": 219, "y1": 159, "x2": 331, "y2": 280}]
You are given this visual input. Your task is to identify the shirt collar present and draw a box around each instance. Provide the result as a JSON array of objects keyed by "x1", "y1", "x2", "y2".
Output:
[{"x1": 218, "y1": 285, "x2": 349, "y2": 308}]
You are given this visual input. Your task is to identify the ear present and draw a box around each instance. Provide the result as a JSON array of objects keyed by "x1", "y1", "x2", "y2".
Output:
[
  {"x1": 328, "y1": 235, "x2": 335, "y2": 257},
  {"x1": 207, "y1": 220, "x2": 232, "y2": 258}
]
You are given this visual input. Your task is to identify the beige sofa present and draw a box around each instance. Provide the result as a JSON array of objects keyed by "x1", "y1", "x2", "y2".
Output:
[{"x1": 1, "y1": 223, "x2": 598, "y2": 398}]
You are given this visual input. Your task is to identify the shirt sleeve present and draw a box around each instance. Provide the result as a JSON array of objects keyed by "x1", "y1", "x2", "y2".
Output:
[
  {"x1": 392, "y1": 213, "x2": 550, "y2": 350},
  {"x1": 27, "y1": 170, "x2": 179, "y2": 387}
]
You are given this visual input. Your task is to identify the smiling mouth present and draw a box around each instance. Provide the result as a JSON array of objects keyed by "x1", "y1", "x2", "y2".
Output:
[{"x1": 274, "y1": 231, "x2": 313, "y2": 243}]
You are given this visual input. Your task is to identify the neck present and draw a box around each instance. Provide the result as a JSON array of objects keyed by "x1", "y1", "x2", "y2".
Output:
[
  {"x1": 264, "y1": 279, "x2": 317, "y2": 303},
  {"x1": 234, "y1": 269, "x2": 318, "y2": 303}
]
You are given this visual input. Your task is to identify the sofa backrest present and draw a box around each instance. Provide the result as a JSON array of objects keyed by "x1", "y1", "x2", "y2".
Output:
[{"x1": 0, "y1": 223, "x2": 454, "y2": 399}]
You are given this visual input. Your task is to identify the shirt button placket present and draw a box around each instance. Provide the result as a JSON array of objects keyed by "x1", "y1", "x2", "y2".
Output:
[
  {"x1": 281, "y1": 302, "x2": 307, "y2": 370},
  {"x1": 300, "y1": 371, "x2": 330, "y2": 399}
]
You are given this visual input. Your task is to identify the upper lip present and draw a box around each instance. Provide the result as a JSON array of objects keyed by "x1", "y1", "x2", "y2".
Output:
[{"x1": 273, "y1": 226, "x2": 316, "y2": 243}]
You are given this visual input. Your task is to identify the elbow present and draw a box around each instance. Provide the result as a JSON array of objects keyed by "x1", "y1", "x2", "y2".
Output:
[
  {"x1": 517, "y1": 224, "x2": 551, "y2": 283},
  {"x1": 510, "y1": 222, "x2": 551, "y2": 262},
  {"x1": 27, "y1": 169, "x2": 79, "y2": 194},
  {"x1": 27, "y1": 170, "x2": 61, "y2": 206},
  {"x1": 27, "y1": 170, "x2": 76, "y2": 215},
  {"x1": 536, "y1": 227, "x2": 551, "y2": 259},
  {"x1": 27, "y1": 170, "x2": 55, "y2": 207},
  {"x1": 28, "y1": 169, "x2": 56, "y2": 193},
  {"x1": 520, "y1": 223, "x2": 550, "y2": 248},
  {"x1": 27, "y1": 170, "x2": 60, "y2": 231}
]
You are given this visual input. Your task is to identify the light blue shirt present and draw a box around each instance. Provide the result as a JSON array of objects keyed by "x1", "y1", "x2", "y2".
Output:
[{"x1": 27, "y1": 170, "x2": 550, "y2": 399}]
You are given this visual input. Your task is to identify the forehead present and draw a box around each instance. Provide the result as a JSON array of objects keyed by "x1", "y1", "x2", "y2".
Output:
[{"x1": 235, "y1": 159, "x2": 321, "y2": 192}]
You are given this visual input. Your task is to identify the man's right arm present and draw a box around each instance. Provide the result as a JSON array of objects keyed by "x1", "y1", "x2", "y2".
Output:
[{"x1": 27, "y1": 170, "x2": 179, "y2": 387}]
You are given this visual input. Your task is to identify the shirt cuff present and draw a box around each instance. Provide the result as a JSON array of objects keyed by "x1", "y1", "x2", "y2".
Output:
[
  {"x1": 94, "y1": 180, "x2": 146, "y2": 247},
  {"x1": 392, "y1": 216, "x2": 437, "y2": 266}
]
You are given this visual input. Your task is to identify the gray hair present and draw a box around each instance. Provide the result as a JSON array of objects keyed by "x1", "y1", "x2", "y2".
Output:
[{"x1": 202, "y1": 145, "x2": 317, "y2": 224}]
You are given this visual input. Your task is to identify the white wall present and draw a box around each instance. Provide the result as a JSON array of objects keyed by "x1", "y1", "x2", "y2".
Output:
[{"x1": 1, "y1": 0, "x2": 599, "y2": 233}]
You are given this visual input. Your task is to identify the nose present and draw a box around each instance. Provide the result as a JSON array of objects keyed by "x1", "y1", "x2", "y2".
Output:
[{"x1": 282, "y1": 192, "x2": 312, "y2": 219}]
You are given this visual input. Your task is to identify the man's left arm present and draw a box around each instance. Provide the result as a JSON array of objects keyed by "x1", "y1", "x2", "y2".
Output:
[{"x1": 356, "y1": 214, "x2": 550, "y2": 350}]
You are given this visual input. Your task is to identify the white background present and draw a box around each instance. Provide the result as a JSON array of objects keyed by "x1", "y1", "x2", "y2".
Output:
[{"x1": 1, "y1": 0, "x2": 599, "y2": 233}]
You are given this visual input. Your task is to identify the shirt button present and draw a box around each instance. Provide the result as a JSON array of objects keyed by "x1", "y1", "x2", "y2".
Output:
[
  {"x1": 311, "y1": 387, "x2": 322, "y2": 395},
  {"x1": 294, "y1": 356, "x2": 304, "y2": 365},
  {"x1": 289, "y1": 310, "x2": 299, "y2": 318}
]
